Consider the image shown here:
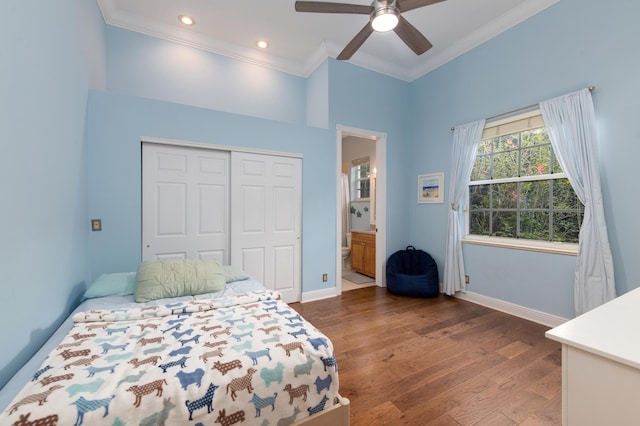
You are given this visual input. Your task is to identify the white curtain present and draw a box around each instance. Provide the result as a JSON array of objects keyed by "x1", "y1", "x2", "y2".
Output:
[
  {"x1": 443, "y1": 120, "x2": 486, "y2": 295},
  {"x1": 341, "y1": 173, "x2": 351, "y2": 247},
  {"x1": 540, "y1": 88, "x2": 616, "y2": 315}
]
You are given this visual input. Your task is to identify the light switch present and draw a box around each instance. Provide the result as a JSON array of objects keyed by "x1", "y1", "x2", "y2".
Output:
[{"x1": 91, "y1": 219, "x2": 102, "y2": 231}]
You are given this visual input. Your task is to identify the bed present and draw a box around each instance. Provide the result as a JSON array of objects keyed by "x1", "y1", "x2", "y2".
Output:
[{"x1": 0, "y1": 261, "x2": 349, "y2": 426}]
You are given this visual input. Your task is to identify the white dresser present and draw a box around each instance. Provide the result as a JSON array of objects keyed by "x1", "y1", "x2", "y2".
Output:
[{"x1": 546, "y1": 287, "x2": 640, "y2": 425}]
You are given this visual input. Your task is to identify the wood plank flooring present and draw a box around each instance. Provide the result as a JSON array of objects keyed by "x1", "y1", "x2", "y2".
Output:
[{"x1": 289, "y1": 286, "x2": 561, "y2": 425}]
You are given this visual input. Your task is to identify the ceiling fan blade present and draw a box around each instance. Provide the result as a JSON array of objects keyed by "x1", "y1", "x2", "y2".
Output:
[
  {"x1": 393, "y1": 15, "x2": 433, "y2": 55},
  {"x1": 295, "y1": 1, "x2": 371, "y2": 14},
  {"x1": 337, "y1": 23, "x2": 374, "y2": 60},
  {"x1": 397, "y1": 0, "x2": 446, "y2": 13}
]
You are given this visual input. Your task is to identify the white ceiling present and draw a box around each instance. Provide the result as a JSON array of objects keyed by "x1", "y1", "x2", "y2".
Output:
[{"x1": 97, "y1": 0, "x2": 558, "y2": 82}]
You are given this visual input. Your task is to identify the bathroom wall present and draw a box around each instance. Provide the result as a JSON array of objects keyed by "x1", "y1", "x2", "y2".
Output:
[
  {"x1": 342, "y1": 135, "x2": 376, "y2": 230},
  {"x1": 350, "y1": 201, "x2": 371, "y2": 229}
]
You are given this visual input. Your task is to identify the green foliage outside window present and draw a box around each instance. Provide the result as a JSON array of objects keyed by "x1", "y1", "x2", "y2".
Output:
[{"x1": 469, "y1": 127, "x2": 583, "y2": 243}]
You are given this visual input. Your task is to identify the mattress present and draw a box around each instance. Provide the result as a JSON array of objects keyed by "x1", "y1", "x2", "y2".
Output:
[{"x1": 0, "y1": 279, "x2": 340, "y2": 425}]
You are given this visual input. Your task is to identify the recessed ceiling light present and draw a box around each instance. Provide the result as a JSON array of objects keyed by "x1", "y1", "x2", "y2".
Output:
[
  {"x1": 178, "y1": 15, "x2": 195, "y2": 26},
  {"x1": 257, "y1": 40, "x2": 269, "y2": 49}
]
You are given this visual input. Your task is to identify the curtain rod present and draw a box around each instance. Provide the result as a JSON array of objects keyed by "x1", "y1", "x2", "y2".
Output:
[{"x1": 451, "y1": 86, "x2": 595, "y2": 131}]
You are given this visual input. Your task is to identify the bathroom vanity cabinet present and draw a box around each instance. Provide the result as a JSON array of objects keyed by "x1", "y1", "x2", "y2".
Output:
[{"x1": 351, "y1": 231, "x2": 376, "y2": 278}]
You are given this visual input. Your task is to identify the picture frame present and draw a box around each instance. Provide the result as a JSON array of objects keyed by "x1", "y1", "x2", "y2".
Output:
[{"x1": 417, "y1": 172, "x2": 444, "y2": 204}]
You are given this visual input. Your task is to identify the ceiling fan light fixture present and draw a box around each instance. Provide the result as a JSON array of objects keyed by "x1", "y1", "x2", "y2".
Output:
[
  {"x1": 371, "y1": 7, "x2": 399, "y2": 32},
  {"x1": 294, "y1": 0, "x2": 436, "y2": 59}
]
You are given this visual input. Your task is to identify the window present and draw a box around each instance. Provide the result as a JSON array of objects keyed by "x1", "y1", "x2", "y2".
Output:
[
  {"x1": 351, "y1": 157, "x2": 370, "y2": 200},
  {"x1": 468, "y1": 110, "x2": 584, "y2": 243}
]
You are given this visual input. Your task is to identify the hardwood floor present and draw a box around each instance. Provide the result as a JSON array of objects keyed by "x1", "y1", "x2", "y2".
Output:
[{"x1": 290, "y1": 286, "x2": 561, "y2": 425}]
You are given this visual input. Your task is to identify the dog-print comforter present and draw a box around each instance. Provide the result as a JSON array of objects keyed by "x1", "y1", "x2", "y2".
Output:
[{"x1": 1, "y1": 291, "x2": 338, "y2": 425}]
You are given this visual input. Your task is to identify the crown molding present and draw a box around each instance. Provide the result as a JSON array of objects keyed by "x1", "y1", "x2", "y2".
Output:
[
  {"x1": 97, "y1": 0, "x2": 559, "y2": 82},
  {"x1": 97, "y1": 0, "x2": 310, "y2": 77}
]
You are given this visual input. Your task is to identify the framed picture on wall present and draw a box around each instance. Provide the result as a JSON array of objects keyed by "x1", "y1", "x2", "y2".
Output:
[{"x1": 417, "y1": 172, "x2": 444, "y2": 204}]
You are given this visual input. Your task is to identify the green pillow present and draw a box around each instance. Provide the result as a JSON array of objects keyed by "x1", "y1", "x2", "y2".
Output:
[
  {"x1": 83, "y1": 272, "x2": 137, "y2": 300},
  {"x1": 135, "y1": 260, "x2": 226, "y2": 303},
  {"x1": 223, "y1": 265, "x2": 250, "y2": 283}
]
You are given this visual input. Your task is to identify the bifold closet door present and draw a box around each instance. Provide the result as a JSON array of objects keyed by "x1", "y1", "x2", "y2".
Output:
[
  {"x1": 142, "y1": 143, "x2": 230, "y2": 263},
  {"x1": 231, "y1": 152, "x2": 302, "y2": 303}
]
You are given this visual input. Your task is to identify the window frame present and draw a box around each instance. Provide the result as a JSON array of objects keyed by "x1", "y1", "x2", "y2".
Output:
[
  {"x1": 351, "y1": 157, "x2": 371, "y2": 201},
  {"x1": 462, "y1": 110, "x2": 580, "y2": 255}
]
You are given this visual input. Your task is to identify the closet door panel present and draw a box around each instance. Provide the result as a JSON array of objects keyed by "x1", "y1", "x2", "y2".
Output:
[
  {"x1": 143, "y1": 143, "x2": 301, "y2": 302},
  {"x1": 274, "y1": 246, "x2": 295, "y2": 292},
  {"x1": 143, "y1": 144, "x2": 230, "y2": 263},
  {"x1": 240, "y1": 247, "x2": 266, "y2": 285},
  {"x1": 240, "y1": 186, "x2": 266, "y2": 233},
  {"x1": 198, "y1": 184, "x2": 225, "y2": 234},
  {"x1": 156, "y1": 182, "x2": 187, "y2": 236},
  {"x1": 231, "y1": 152, "x2": 301, "y2": 302}
]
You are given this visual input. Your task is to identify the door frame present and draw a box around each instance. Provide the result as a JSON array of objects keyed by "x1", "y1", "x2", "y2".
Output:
[
  {"x1": 141, "y1": 136, "x2": 301, "y2": 159},
  {"x1": 335, "y1": 125, "x2": 387, "y2": 294}
]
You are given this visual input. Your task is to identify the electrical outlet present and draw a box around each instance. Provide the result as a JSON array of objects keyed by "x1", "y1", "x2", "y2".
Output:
[
  {"x1": 322, "y1": 274, "x2": 328, "y2": 282},
  {"x1": 465, "y1": 275, "x2": 470, "y2": 284},
  {"x1": 91, "y1": 219, "x2": 102, "y2": 232}
]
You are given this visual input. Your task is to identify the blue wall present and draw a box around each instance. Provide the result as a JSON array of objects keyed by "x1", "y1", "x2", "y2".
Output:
[
  {"x1": 106, "y1": 27, "x2": 308, "y2": 125},
  {"x1": 87, "y1": 91, "x2": 336, "y2": 295},
  {"x1": 328, "y1": 60, "x2": 413, "y2": 254},
  {"x1": 407, "y1": 0, "x2": 640, "y2": 318},
  {"x1": 0, "y1": 0, "x2": 106, "y2": 388},
  {"x1": 306, "y1": 59, "x2": 329, "y2": 128}
]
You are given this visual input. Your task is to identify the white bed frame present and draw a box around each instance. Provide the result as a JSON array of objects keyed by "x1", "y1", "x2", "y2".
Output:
[{"x1": 296, "y1": 396, "x2": 350, "y2": 425}]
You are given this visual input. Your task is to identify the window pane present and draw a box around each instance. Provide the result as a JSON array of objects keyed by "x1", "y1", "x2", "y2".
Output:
[
  {"x1": 521, "y1": 128, "x2": 550, "y2": 147},
  {"x1": 520, "y1": 180, "x2": 550, "y2": 209},
  {"x1": 492, "y1": 182, "x2": 517, "y2": 209},
  {"x1": 492, "y1": 211, "x2": 517, "y2": 238},
  {"x1": 477, "y1": 139, "x2": 493, "y2": 155},
  {"x1": 494, "y1": 134, "x2": 520, "y2": 152},
  {"x1": 553, "y1": 212, "x2": 581, "y2": 243},
  {"x1": 553, "y1": 179, "x2": 579, "y2": 208},
  {"x1": 470, "y1": 211, "x2": 490, "y2": 236},
  {"x1": 521, "y1": 145, "x2": 551, "y2": 177},
  {"x1": 470, "y1": 184, "x2": 490, "y2": 209},
  {"x1": 471, "y1": 155, "x2": 491, "y2": 181},
  {"x1": 358, "y1": 164, "x2": 370, "y2": 179},
  {"x1": 359, "y1": 179, "x2": 370, "y2": 198},
  {"x1": 520, "y1": 211, "x2": 550, "y2": 240},
  {"x1": 353, "y1": 161, "x2": 371, "y2": 199},
  {"x1": 554, "y1": 155, "x2": 564, "y2": 174},
  {"x1": 492, "y1": 150, "x2": 518, "y2": 180}
]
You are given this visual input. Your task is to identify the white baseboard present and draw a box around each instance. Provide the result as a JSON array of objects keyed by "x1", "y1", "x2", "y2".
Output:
[
  {"x1": 300, "y1": 287, "x2": 338, "y2": 303},
  {"x1": 454, "y1": 290, "x2": 569, "y2": 328},
  {"x1": 298, "y1": 285, "x2": 568, "y2": 327}
]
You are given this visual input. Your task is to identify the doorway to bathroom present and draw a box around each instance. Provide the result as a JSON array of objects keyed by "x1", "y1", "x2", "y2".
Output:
[{"x1": 336, "y1": 125, "x2": 386, "y2": 293}]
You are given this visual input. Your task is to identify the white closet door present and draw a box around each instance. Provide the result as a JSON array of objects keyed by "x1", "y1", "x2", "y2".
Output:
[
  {"x1": 231, "y1": 152, "x2": 301, "y2": 303},
  {"x1": 142, "y1": 143, "x2": 230, "y2": 263}
]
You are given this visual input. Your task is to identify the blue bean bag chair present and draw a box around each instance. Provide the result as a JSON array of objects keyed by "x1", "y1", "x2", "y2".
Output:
[{"x1": 386, "y1": 246, "x2": 439, "y2": 297}]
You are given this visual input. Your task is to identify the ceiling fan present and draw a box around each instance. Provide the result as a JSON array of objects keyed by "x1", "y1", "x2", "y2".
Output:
[{"x1": 294, "y1": 0, "x2": 446, "y2": 60}]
